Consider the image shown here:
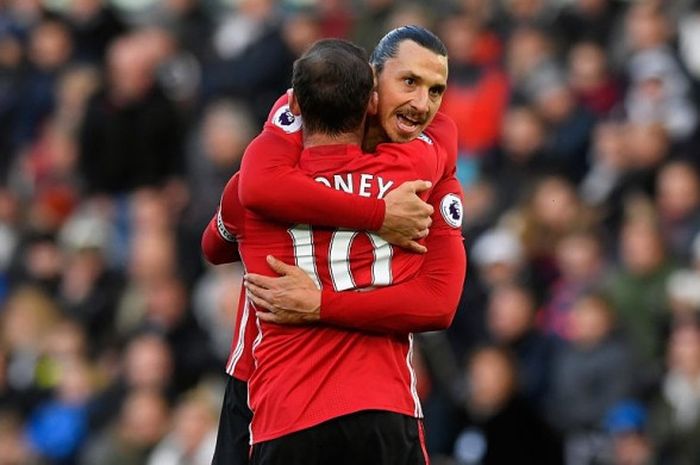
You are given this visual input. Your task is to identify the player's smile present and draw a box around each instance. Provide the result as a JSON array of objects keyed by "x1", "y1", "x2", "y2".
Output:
[{"x1": 395, "y1": 110, "x2": 427, "y2": 138}]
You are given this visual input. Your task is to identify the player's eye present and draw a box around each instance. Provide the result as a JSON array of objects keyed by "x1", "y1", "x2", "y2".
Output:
[
  {"x1": 429, "y1": 86, "x2": 444, "y2": 98},
  {"x1": 404, "y1": 77, "x2": 415, "y2": 87}
]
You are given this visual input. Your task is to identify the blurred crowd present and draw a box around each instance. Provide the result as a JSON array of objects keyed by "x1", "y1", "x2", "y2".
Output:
[{"x1": 0, "y1": 0, "x2": 700, "y2": 464}]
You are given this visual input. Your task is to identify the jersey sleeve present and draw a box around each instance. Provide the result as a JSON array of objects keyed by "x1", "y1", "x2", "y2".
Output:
[
  {"x1": 426, "y1": 174, "x2": 464, "y2": 237},
  {"x1": 424, "y1": 112, "x2": 459, "y2": 172},
  {"x1": 201, "y1": 175, "x2": 242, "y2": 265},
  {"x1": 238, "y1": 94, "x2": 385, "y2": 230},
  {"x1": 319, "y1": 229, "x2": 466, "y2": 334},
  {"x1": 424, "y1": 111, "x2": 463, "y2": 237}
]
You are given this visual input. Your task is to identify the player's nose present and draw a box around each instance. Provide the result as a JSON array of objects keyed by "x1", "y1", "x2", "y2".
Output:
[{"x1": 410, "y1": 88, "x2": 430, "y2": 115}]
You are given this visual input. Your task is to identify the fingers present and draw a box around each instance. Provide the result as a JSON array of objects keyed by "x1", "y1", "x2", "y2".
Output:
[
  {"x1": 244, "y1": 273, "x2": 278, "y2": 289},
  {"x1": 244, "y1": 280, "x2": 274, "y2": 304},
  {"x1": 415, "y1": 228, "x2": 430, "y2": 239},
  {"x1": 256, "y1": 311, "x2": 278, "y2": 323},
  {"x1": 256, "y1": 311, "x2": 305, "y2": 326},
  {"x1": 247, "y1": 290, "x2": 275, "y2": 312},
  {"x1": 406, "y1": 180, "x2": 432, "y2": 194},
  {"x1": 403, "y1": 240, "x2": 428, "y2": 254},
  {"x1": 266, "y1": 255, "x2": 294, "y2": 275}
]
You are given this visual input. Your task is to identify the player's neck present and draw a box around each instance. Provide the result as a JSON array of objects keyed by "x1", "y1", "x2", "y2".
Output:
[
  {"x1": 303, "y1": 130, "x2": 363, "y2": 148},
  {"x1": 362, "y1": 117, "x2": 387, "y2": 153}
]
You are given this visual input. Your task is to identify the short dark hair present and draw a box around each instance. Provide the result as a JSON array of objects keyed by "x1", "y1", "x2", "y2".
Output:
[
  {"x1": 370, "y1": 25, "x2": 448, "y2": 75},
  {"x1": 292, "y1": 39, "x2": 374, "y2": 136}
]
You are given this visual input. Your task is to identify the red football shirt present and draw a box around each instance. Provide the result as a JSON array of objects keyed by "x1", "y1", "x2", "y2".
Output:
[
  {"x1": 203, "y1": 95, "x2": 465, "y2": 376},
  {"x1": 239, "y1": 137, "x2": 458, "y2": 443}
]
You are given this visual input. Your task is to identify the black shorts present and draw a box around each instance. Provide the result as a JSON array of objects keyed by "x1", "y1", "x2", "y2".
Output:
[
  {"x1": 211, "y1": 376, "x2": 253, "y2": 465},
  {"x1": 250, "y1": 410, "x2": 429, "y2": 465}
]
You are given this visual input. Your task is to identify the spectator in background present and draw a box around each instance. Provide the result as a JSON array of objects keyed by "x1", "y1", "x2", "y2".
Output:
[
  {"x1": 191, "y1": 262, "x2": 240, "y2": 363},
  {"x1": 667, "y1": 271, "x2": 700, "y2": 329},
  {"x1": 541, "y1": 230, "x2": 608, "y2": 340},
  {"x1": 607, "y1": 216, "x2": 676, "y2": 370},
  {"x1": 528, "y1": 66, "x2": 596, "y2": 183},
  {"x1": 448, "y1": 227, "x2": 528, "y2": 361},
  {"x1": 625, "y1": 51, "x2": 698, "y2": 145},
  {"x1": 482, "y1": 105, "x2": 553, "y2": 210},
  {"x1": 313, "y1": 0, "x2": 354, "y2": 39},
  {"x1": 351, "y1": 0, "x2": 399, "y2": 52},
  {"x1": 0, "y1": 286, "x2": 62, "y2": 412},
  {"x1": 623, "y1": 1, "x2": 698, "y2": 145},
  {"x1": 13, "y1": 19, "x2": 73, "y2": 152},
  {"x1": 579, "y1": 119, "x2": 627, "y2": 211},
  {"x1": 507, "y1": 175, "x2": 597, "y2": 295},
  {"x1": 183, "y1": 99, "x2": 254, "y2": 236},
  {"x1": 678, "y1": 0, "x2": 700, "y2": 81},
  {"x1": 589, "y1": 121, "x2": 670, "y2": 234},
  {"x1": 0, "y1": 412, "x2": 43, "y2": 465},
  {"x1": 604, "y1": 401, "x2": 654, "y2": 465},
  {"x1": 26, "y1": 358, "x2": 94, "y2": 464},
  {"x1": 486, "y1": 282, "x2": 559, "y2": 410},
  {"x1": 2, "y1": 0, "x2": 53, "y2": 42},
  {"x1": 117, "y1": 229, "x2": 178, "y2": 329},
  {"x1": 0, "y1": 346, "x2": 22, "y2": 415},
  {"x1": 505, "y1": 25, "x2": 557, "y2": 104},
  {"x1": 79, "y1": 34, "x2": 183, "y2": 195},
  {"x1": 384, "y1": 2, "x2": 433, "y2": 32},
  {"x1": 438, "y1": 13, "x2": 508, "y2": 161},
  {"x1": 0, "y1": 189, "x2": 20, "y2": 295},
  {"x1": 648, "y1": 323, "x2": 700, "y2": 465},
  {"x1": 0, "y1": 30, "x2": 23, "y2": 182},
  {"x1": 204, "y1": 0, "x2": 314, "y2": 124},
  {"x1": 89, "y1": 333, "x2": 174, "y2": 432},
  {"x1": 62, "y1": 0, "x2": 125, "y2": 65},
  {"x1": 445, "y1": 346, "x2": 563, "y2": 465},
  {"x1": 655, "y1": 160, "x2": 700, "y2": 263},
  {"x1": 567, "y1": 40, "x2": 621, "y2": 117},
  {"x1": 552, "y1": 0, "x2": 625, "y2": 52},
  {"x1": 147, "y1": 388, "x2": 218, "y2": 465},
  {"x1": 9, "y1": 234, "x2": 64, "y2": 296},
  {"x1": 141, "y1": 0, "x2": 212, "y2": 61},
  {"x1": 497, "y1": 0, "x2": 553, "y2": 39},
  {"x1": 547, "y1": 293, "x2": 636, "y2": 465},
  {"x1": 56, "y1": 211, "x2": 123, "y2": 353},
  {"x1": 137, "y1": 275, "x2": 217, "y2": 393},
  {"x1": 80, "y1": 388, "x2": 170, "y2": 465}
]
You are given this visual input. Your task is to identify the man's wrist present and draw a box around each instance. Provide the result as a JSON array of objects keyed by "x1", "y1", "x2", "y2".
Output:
[{"x1": 370, "y1": 198, "x2": 386, "y2": 231}]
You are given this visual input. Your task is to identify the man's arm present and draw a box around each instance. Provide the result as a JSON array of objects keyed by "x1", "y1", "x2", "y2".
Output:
[
  {"x1": 238, "y1": 95, "x2": 433, "y2": 252},
  {"x1": 247, "y1": 178, "x2": 467, "y2": 334},
  {"x1": 201, "y1": 176, "x2": 241, "y2": 265}
]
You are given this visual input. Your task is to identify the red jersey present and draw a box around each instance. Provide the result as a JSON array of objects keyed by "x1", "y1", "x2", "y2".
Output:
[
  {"x1": 201, "y1": 95, "x2": 467, "y2": 443},
  {"x1": 244, "y1": 140, "x2": 457, "y2": 443}
]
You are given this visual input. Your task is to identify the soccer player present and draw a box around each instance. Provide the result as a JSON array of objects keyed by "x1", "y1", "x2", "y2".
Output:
[{"x1": 204, "y1": 28, "x2": 464, "y2": 464}]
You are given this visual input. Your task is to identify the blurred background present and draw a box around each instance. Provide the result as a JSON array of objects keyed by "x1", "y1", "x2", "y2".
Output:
[{"x1": 0, "y1": 0, "x2": 700, "y2": 464}]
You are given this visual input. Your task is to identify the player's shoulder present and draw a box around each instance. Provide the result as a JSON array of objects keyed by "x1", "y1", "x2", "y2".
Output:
[
  {"x1": 244, "y1": 122, "x2": 302, "y2": 155},
  {"x1": 424, "y1": 112, "x2": 458, "y2": 145},
  {"x1": 264, "y1": 93, "x2": 304, "y2": 137}
]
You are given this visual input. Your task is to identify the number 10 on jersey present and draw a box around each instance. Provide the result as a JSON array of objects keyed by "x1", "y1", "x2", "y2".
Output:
[{"x1": 288, "y1": 225, "x2": 394, "y2": 292}]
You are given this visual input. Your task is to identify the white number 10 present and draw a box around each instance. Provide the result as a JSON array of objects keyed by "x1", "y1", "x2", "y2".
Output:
[{"x1": 288, "y1": 225, "x2": 394, "y2": 291}]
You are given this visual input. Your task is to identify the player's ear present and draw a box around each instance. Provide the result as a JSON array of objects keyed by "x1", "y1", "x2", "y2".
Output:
[
  {"x1": 366, "y1": 90, "x2": 378, "y2": 115},
  {"x1": 287, "y1": 88, "x2": 301, "y2": 116}
]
